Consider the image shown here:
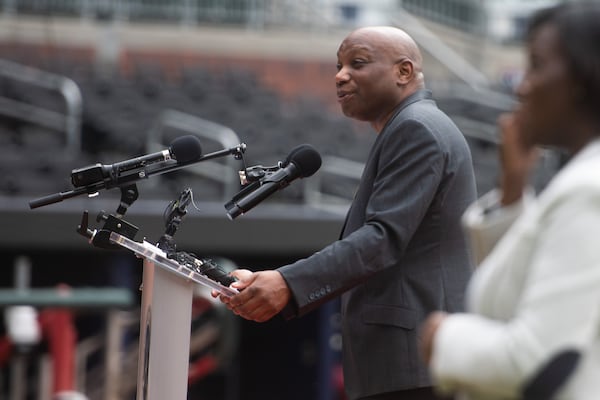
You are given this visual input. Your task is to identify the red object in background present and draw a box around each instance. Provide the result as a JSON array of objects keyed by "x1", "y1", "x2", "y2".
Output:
[
  {"x1": 38, "y1": 308, "x2": 77, "y2": 394},
  {"x1": 332, "y1": 364, "x2": 347, "y2": 400},
  {"x1": 188, "y1": 354, "x2": 218, "y2": 385},
  {"x1": 0, "y1": 336, "x2": 12, "y2": 367}
]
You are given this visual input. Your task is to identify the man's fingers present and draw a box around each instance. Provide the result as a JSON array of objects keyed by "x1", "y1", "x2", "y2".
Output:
[
  {"x1": 233, "y1": 294, "x2": 280, "y2": 322},
  {"x1": 231, "y1": 269, "x2": 253, "y2": 281},
  {"x1": 227, "y1": 285, "x2": 256, "y2": 308}
]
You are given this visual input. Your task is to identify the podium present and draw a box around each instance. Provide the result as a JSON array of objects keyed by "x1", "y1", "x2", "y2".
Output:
[
  {"x1": 27, "y1": 142, "x2": 250, "y2": 399},
  {"x1": 109, "y1": 232, "x2": 237, "y2": 400}
]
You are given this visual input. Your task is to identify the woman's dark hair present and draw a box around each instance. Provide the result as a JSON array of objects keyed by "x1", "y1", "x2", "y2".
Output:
[{"x1": 528, "y1": 2, "x2": 600, "y2": 121}]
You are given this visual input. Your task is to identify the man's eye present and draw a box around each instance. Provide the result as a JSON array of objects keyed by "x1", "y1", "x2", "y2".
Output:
[
  {"x1": 336, "y1": 63, "x2": 342, "y2": 71},
  {"x1": 352, "y1": 60, "x2": 366, "y2": 68}
]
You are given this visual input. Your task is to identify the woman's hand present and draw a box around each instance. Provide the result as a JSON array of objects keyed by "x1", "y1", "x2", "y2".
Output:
[
  {"x1": 420, "y1": 311, "x2": 448, "y2": 364},
  {"x1": 497, "y1": 112, "x2": 538, "y2": 206}
]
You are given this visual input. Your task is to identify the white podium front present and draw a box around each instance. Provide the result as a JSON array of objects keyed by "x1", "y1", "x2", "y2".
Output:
[
  {"x1": 137, "y1": 259, "x2": 192, "y2": 400},
  {"x1": 109, "y1": 232, "x2": 237, "y2": 400}
]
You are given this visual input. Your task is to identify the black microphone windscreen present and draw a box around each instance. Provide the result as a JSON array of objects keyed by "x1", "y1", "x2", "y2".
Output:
[
  {"x1": 286, "y1": 144, "x2": 322, "y2": 178},
  {"x1": 170, "y1": 135, "x2": 202, "y2": 163}
]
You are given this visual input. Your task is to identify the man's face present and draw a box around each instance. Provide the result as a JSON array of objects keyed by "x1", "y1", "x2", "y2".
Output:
[
  {"x1": 335, "y1": 32, "x2": 401, "y2": 125},
  {"x1": 515, "y1": 23, "x2": 579, "y2": 148}
]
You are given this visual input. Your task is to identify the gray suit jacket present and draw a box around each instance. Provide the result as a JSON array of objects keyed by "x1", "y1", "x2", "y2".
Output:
[{"x1": 279, "y1": 90, "x2": 477, "y2": 399}]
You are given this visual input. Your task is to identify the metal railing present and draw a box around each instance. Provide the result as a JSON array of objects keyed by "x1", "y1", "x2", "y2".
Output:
[
  {"x1": 146, "y1": 109, "x2": 243, "y2": 201},
  {"x1": 1, "y1": 0, "x2": 267, "y2": 26},
  {"x1": 399, "y1": 0, "x2": 484, "y2": 34},
  {"x1": 304, "y1": 155, "x2": 364, "y2": 213},
  {"x1": 0, "y1": 58, "x2": 83, "y2": 156}
]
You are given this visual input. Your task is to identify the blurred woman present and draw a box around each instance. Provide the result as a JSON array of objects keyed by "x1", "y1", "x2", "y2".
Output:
[{"x1": 420, "y1": 2, "x2": 600, "y2": 399}]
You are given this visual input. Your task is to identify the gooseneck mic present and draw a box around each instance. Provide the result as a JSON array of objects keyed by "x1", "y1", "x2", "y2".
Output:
[
  {"x1": 71, "y1": 135, "x2": 203, "y2": 187},
  {"x1": 225, "y1": 144, "x2": 322, "y2": 219}
]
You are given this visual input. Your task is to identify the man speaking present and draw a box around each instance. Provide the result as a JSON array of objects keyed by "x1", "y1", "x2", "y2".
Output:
[{"x1": 214, "y1": 26, "x2": 476, "y2": 400}]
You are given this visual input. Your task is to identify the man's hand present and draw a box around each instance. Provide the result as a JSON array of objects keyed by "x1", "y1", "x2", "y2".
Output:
[
  {"x1": 212, "y1": 269, "x2": 291, "y2": 322},
  {"x1": 211, "y1": 268, "x2": 253, "y2": 307}
]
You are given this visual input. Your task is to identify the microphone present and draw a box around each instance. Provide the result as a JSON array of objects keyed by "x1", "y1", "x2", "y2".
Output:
[
  {"x1": 225, "y1": 144, "x2": 322, "y2": 219},
  {"x1": 522, "y1": 349, "x2": 580, "y2": 400},
  {"x1": 29, "y1": 139, "x2": 248, "y2": 209},
  {"x1": 70, "y1": 135, "x2": 203, "y2": 188}
]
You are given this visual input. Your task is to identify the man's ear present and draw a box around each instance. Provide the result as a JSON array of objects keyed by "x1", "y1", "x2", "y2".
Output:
[{"x1": 396, "y1": 59, "x2": 414, "y2": 85}]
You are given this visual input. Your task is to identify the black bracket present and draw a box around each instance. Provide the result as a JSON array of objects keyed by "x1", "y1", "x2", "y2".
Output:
[
  {"x1": 76, "y1": 184, "x2": 139, "y2": 249},
  {"x1": 156, "y1": 188, "x2": 193, "y2": 255},
  {"x1": 156, "y1": 188, "x2": 237, "y2": 288}
]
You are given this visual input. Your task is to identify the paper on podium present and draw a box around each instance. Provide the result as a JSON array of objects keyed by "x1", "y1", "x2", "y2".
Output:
[{"x1": 109, "y1": 232, "x2": 238, "y2": 297}]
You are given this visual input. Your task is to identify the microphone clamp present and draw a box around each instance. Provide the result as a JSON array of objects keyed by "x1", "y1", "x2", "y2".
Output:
[{"x1": 238, "y1": 163, "x2": 283, "y2": 185}]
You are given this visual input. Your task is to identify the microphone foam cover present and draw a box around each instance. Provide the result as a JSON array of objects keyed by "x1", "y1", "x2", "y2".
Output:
[
  {"x1": 286, "y1": 144, "x2": 322, "y2": 178},
  {"x1": 170, "y1": 135, "x2": 203, "y2": 163}
]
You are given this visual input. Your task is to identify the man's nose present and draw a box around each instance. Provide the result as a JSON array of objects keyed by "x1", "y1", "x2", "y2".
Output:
[{"x1": 335, "y1": 68, "x2": 350, "y2": 86}]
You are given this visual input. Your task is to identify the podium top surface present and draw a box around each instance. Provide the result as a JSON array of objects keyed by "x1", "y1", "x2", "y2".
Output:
[{"x1": 110, "y1": 232, "x2": 238, "y2": 296}]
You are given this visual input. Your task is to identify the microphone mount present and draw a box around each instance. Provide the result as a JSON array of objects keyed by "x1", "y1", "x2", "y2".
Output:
[
  {"x1": 75, "y1": 184, "x2": 140, "y2": 249},
  {"x1": 239, "y1": 163, "x2": 283, "y2": 185},
  {"x1": 156, "y1": 187, "x2": 193, "y2": 255},
  {"x1": 155, "y1": 188, "x2": 237, "y2": 288}
]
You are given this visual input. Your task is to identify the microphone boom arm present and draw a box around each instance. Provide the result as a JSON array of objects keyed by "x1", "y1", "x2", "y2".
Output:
[{"x1": 29, "y1": 143, "x2": 247, "y2": 209}]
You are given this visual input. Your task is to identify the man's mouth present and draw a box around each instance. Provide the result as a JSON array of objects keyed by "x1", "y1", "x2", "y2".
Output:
[{"x1": 337, "y1": 91, "x2": 354, "y2": 102}]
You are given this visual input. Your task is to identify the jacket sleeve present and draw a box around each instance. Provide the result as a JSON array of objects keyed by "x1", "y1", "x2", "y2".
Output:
[
  {"x1": 461, "y1": 188, "x2": 532, "y2": 266},
  {"x1": 279, "y1": 118, "x2": 445, "y2": 317}
]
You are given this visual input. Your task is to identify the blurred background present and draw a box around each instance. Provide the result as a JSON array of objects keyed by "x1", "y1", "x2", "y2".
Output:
[{"x1": 0, "y1": 0, "x2": 571, "y2": 399}]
